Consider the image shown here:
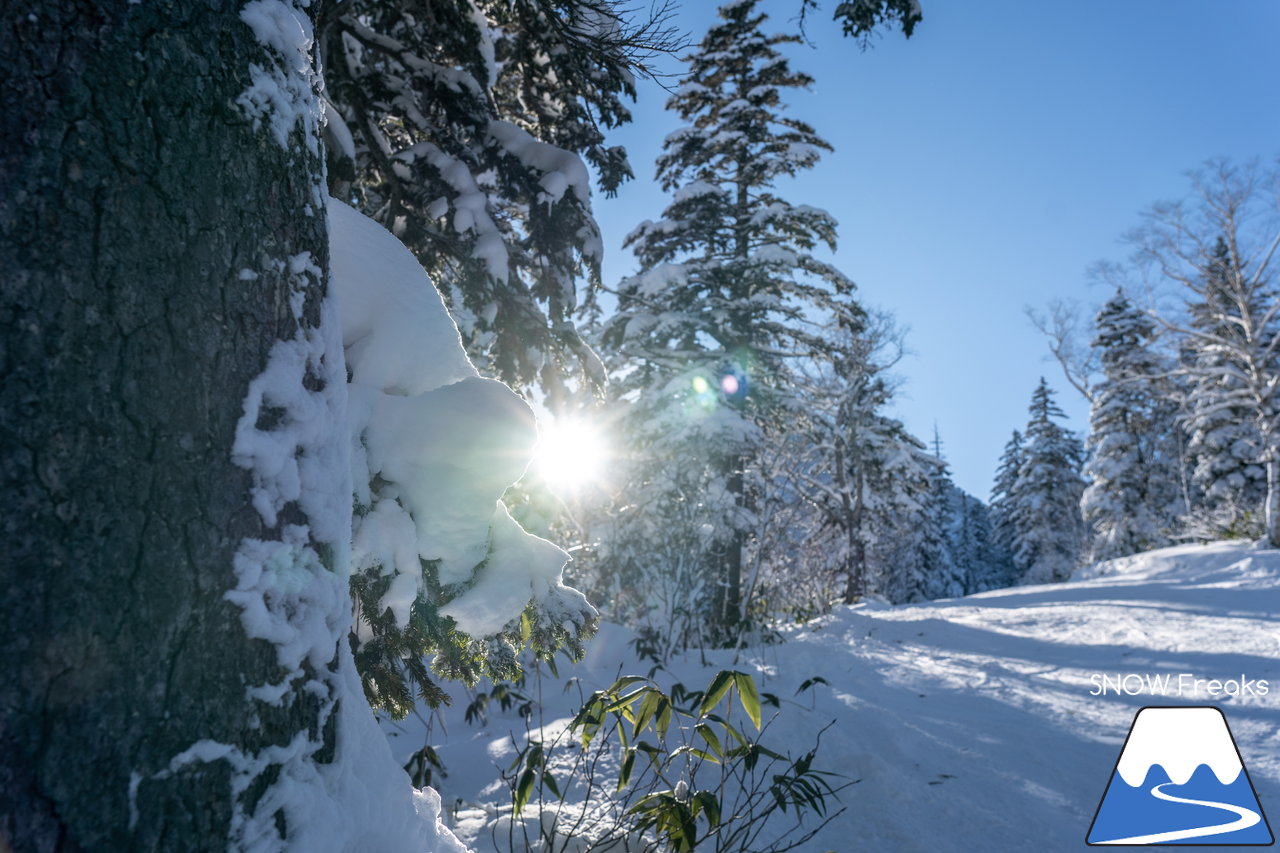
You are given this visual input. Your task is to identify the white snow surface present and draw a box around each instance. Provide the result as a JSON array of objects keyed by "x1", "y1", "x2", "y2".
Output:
[
  {"x1": 487, "y1": 120, "x2": 592, "y2": 209},
  {"x1": 439, "y1": 501, "x2": 585, "y2": 637},
  {"x1": 386, "y1": 541, "x2": 1280, "y2": 852}
]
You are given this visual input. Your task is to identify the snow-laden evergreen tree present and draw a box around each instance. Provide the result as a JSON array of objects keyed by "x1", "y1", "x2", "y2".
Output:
[
  {"x1": 948, "y1": 487, "x2": 1011, "y2": 593},
  {"x1": 312, "y1": 0, "x2": 679, "y2": 711},
  {"x1": 919, "y1": 444, "x2": 995, "y2": 598},
  {"x1": 1009, "y1": 379, "x2": 1086, "y2": 583},
  {"x1": 599, "y1": 0, "x2": 858, "y2": 640},
  {"x1": 989, "y1": 429, "x2": 1025, "y2": 576},
  {"x1": 1081, "y1": 291, "x2": 1185, "y2": 560},
  {"x1": 318, "y1": 3, "x2": 680, "y2": 692},
  {"x1": 751, "y1": 410, "x2": 982, "y2": 611},
  {"x1": 1128, "y1": 161, "x2": 1280, "y2": 546},
  {"x1": 873, "y1": 437, "x2": 1015, "y2": 603},
  {"x1": 833, "y1": 409, "x2": 933, "y2": 604},
  {"x1": 880, "y1": 446, "x2": 962, "y2": 603},
  {"x1": 750, "y1": 311, "x2": 973, "y2": 613},
  {"x1": 319, "y1": 0, "x2": 676, "y2": 399},
  {"x1": 1180, "y1": 236, "x2": 1273, "y2": 537},
  {"x1": 806, "y1": 311, "x2": 908, "y2": 604},
  {"x1": 875, "y1": 432, "x2": 970, "y2": 603}
]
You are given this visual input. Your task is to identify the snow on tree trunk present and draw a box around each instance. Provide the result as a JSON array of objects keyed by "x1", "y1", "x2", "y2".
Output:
[
  {"x1": 1267, "y1": 453, "x2": 1280, "y2": 548},
  {"x1": 0, "y1": 3, "x2": 468, "y2": 850}
]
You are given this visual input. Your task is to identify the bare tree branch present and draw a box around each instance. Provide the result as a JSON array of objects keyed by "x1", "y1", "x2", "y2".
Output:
[{"x1": 1026, "y1": 299, "x2": 1097, "y2": 404}]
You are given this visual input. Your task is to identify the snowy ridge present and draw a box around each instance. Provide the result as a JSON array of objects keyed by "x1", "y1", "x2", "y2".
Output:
[
  {"x1": 1115, "y1": 707, "x2": 1243, "y2": 786},
  {"x1": 1073, "y1": 539, "x2": 1280, "y2": 589}
]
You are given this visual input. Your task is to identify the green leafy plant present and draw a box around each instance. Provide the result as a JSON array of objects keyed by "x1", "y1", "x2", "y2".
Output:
[
  {"x1": 465, "y1": 676, "x2": 535, "y2": 727},
  {"x1": 496, "y1": 668, "x2": 849, "y2": 852},
  {"x1": 403, "y1": 743, "x2": 448, "y2": 789}
]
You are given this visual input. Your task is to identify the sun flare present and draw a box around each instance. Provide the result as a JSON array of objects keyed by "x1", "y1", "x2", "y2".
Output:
[{"x1": 534, "y1": 418, "x2": 609, "y2": 493}]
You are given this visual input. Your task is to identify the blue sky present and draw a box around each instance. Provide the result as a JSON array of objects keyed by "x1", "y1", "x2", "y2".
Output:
[{"x1": 591, "y1": 0, "x2": 1280, "y2": 498}]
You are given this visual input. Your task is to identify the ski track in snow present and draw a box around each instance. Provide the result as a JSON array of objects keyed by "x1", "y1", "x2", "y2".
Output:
[
  {"x1": 1093, "y1": 781, "x2": 1262, "y2": 845},
  {"x1": 385, "y1": 541, "x2": 1280, "y2": 853}
]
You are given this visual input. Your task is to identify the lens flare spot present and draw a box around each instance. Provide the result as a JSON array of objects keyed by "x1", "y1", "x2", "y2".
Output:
[
  {"x1": 534, "y1": 418, "x2": 608, "y2": 494},
  {"x1": 692, "y1": 375, "x2": 710, "y2": 395},
  {"x1": 720, "y1": 374, "x2": 740, "y2": 395}
]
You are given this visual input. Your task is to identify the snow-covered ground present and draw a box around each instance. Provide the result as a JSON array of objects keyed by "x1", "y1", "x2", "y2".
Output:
[{"x1": 386, "y1": 541, "x2": 1280, "y2": 852}]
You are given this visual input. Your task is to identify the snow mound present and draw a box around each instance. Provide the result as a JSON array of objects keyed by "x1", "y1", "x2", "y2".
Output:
[
  {"x1": 223, "y1": 195, "x2": 593, "y2": 853},
  {"x1": 1073, "y1": 540, "x2": 1280, "y2": 590}
]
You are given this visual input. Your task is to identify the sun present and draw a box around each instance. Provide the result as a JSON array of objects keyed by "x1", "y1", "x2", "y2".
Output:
[{"x1": 533, "y1": 418, "x2": 609, "y2": 494}]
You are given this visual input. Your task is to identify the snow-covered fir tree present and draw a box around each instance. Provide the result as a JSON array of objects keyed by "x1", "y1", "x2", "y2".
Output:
[
  {"x1": 871, "y1": 428, "x2": 968, "y2": 604},
  {"x1": 878, "y1": 446, "x2": 960, "y2": 603},
  {"x1": 867, "y1": 436, "x2": 1011, "y2": 603},
  {"x1": 1179, "y1": 236, "x2": 1273, "y2": 537},
  {"x1": 598, "y1": 0, "x2": 857, "y2": 640},
  {"x1": 319, "y1": 0, "x2": 675, "y2": 398},
  {"x1": 1008, "y1": 380, "x2": 1086, "y2": 584},
  {"x1": 747, "y1": 313, "x2": 990, "y2": 612},
  {"x1": 1081, "y1": 290, "x2": 1185, "y2": 560},
  {"x1": 1128, "y1": 161, "x2": 1280, "y2": 546},
  {"x1": 989, "y1": 429, "x2": 1025, "y2": 578},
  {"x1": 805, "y1": 311, "x2": 909, "y2": 604},
  {"x1": 923, "y1": 445, "x2": 998, "y2": 598},
  {"x1": 947, "y1": 486, "x2": 1010, "y2": 593},
  {"x1": 762, "y1": 329, "x2": 988, "y2": 608}
]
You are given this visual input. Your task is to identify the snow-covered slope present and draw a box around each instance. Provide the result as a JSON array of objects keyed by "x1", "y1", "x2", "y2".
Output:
[{"x1": 389, "y1": 541, "x2": 1280, "y2": 852}]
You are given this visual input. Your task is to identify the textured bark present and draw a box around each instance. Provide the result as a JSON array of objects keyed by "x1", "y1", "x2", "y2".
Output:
[{"x1": 1, "y1": 2, "x2": 326, "y2": 850}]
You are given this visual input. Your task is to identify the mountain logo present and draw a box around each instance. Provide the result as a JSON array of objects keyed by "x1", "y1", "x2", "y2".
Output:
[{"x1": 1087, "y1": 706, "x2": 1274, "y2": 846}]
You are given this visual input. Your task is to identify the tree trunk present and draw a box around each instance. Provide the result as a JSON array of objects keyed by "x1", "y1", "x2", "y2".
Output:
[
  {"x1": 1, "y1": 2, "x2": 331, "y2": 849},
  {"x1": 834, "y1": 445, "x2": 866, "y2": 604},
  {"x1": 724, "y1": 458, "x2": 745, "y2": 631},
  {"x1": 1266, "y1": 453, "x2": 1280, "y2": 549}
]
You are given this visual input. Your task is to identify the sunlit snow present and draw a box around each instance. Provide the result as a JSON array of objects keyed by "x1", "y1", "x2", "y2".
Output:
[{"x1": 385, "y1": 541, "x2": 1280, "y2": 852}]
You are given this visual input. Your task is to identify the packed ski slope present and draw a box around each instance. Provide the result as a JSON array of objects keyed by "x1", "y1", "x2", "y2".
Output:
[{"x1": 386, "y1": 541, "x2": 1280, "y2": 852}]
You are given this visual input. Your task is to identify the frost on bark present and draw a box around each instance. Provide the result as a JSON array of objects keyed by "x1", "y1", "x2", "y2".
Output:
[{"x1": 1, "y1": 2, "x2": 330, "y2": 850}]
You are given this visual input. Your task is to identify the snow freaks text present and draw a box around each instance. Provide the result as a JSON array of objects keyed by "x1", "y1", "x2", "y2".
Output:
[{"x1": 1089, "y1": 673, "x2": 1270, "y2": 698}]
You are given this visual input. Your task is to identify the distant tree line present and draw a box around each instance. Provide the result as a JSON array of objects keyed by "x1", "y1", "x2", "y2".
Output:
[{"x1": 1004, "y1": 159, "x2": 1280, "y2": 582}]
